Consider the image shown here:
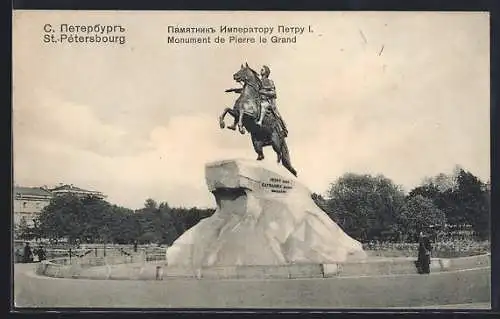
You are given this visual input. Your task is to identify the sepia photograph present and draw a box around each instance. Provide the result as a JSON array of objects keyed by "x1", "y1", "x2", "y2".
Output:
[{"x1": 12, "y1": 10, "x2": 491, "y2": 309}]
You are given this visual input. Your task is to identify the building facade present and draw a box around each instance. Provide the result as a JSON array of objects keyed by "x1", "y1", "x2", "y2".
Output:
[
  {"x1": 13, "y1": 184, "x2": 106, "y2": 229},
  {"x1": 50, "y1": 184, "x2": 107, "y2": 199},
  {"x1": 13, "y1": 187, "x2": 53, "y2": 227}
]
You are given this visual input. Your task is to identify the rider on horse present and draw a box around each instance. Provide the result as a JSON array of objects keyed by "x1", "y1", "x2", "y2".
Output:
[
  {"x1": 220, "y1": 63, "x2": 297, "y2": 176},
  {"x1": 225, "y1": 64, "x2": 288, "y2": 137},
  {"x1": 257, "y1": 65, "x2": 288, "y2": 137}
]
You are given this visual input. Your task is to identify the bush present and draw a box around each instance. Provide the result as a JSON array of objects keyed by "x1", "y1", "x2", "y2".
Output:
[{"x1": 363, "y1": 240, "x2": 490, "y2": 258}]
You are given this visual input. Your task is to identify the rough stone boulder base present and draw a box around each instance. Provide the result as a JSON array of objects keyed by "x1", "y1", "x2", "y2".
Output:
[{"x1": 166, "y1": 159, "x2": 366, "y2": 268}]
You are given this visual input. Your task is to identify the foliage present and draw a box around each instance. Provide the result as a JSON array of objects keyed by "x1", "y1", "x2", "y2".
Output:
[
  {"x1": 399, "y1": 195, "x2": 446, "y2": 241},
  {"x1": 407, "y1": 167, "x2": 490, "y2": 240},
  {"x1": 34, "y1": 166, "x2": 489, "y2": 245},
  {"x1": 321, "y1": 167, "x2": 489, "y2": 243},
  {"x1": 453, "y1": 169, "x2": 490, "y2": 239},
  {"x1": 363, "y1": 240, "x2": 490, "y2": 258},
  {"x1": 36, "y1": 195, "x2": 215, "y2": 245},
  {"x1": 16, "y1": 218, "x2": 36, "y2": 241},
  {"x1": 324, "y1": 173, "x2": 406, "y2": 242},
  {"x1": 311, "y1": 193, "x2": 328, "y2": 211}
]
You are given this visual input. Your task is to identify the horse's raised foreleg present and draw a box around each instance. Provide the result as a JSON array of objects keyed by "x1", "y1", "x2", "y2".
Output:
[
  {"x1": 251, "y1": 135, "x2": 264, "y2": 160},
  {"x1": 219, "y1": 108, "x2": 232, "y2": 129},
  {"x1": 226, "y1": 109, "x2": 238, "y2": 130},
  {"x1": 220, "y1": 108, "x2": 239, "y2": 130},
  {"x1": 227, "y1": 109, "x2": 239, "y2": 131}
]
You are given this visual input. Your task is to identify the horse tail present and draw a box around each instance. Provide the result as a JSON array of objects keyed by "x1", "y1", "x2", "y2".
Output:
[{"x1": 280, "y1": 139, "x2": 297, "y2": 177}]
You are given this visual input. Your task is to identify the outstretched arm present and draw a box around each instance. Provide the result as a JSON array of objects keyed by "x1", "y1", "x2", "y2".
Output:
[{"x1": 225, "y1": 88, "x2": 243, "y2": 93}]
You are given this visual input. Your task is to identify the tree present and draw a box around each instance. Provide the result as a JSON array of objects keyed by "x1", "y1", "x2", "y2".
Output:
[
  {"x1": 17, "y1": 217, "x2": 33, "y2": 241},
  {"x1": 139, "y1": 231, "x2": 158, "y2": 244},
  {"x1": 38, "y1": 194, "x2": 84, "y2": 242},
  {"x1": 408, "y1": 183, "x2": 440, "y2": 201},
  {"x1": 38, "y1": 194, "x2": 119, "y2": 244},
  {"x1": 156, "y1": 203, "x2": 179, "y2": 245},
  {"x1": 144, "y1": 198, "x2": 158, "y2": 210},
  {"x1": 421, "y1": 171, "x2": 457, "y2": 192},
  {"x1": 478, "y1": 181, "x2": 491, "y2": 240},
  {"x1": 36, "y1": 193, "x2": 217, "y2": 245},
  {"x1": 408, "y1": 182, "x2": 455, "y2": 224},
  {"x1": 31, "y1": 219, "x2": 42, "y2": 242},
  {"x1": 77, "y1": 195, "x2": 112, "y2": 243},
  {"x1": 399, "y1": 195, "x2": 446, "y2": 241},
  {"x1": 108, "y1": 205, "x2": 137, "y2": 244},
  {"x1": 13, "y1": 222, "x2": 19, "y2": 240},
  {"x1": 311, "y1": 192, "x2": 328, "y2": 211},
  {"x1": 324, "y1": 173, "x2": 406, "y2": 242},
  {"x1": 408, "y1": 167, "x2": 490, "y2": 240},
  {"x1": 454, "y1": 169, "x2": 490, "y2": 239}
]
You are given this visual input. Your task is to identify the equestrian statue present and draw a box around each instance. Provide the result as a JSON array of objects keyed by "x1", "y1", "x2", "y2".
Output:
[{"x1": 219, "y1": 63, "x2": 297, "y2": 177}]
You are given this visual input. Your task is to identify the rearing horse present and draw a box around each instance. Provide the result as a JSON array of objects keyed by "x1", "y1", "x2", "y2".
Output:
[{"x1": 219, "y1": 63, "x2": 297, "y2": 177}]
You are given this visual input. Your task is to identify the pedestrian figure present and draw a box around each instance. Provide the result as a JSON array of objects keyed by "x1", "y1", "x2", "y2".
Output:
[
  {"x1": 35, "y1": 245, "x2": 46, "y2": 262},
  {"x1": 23, "y1": 242, "x2": 33, "y2": 263},
  {"x1": 15, "y1": 248, "x2": 22, "y2": 263},
  {"x1": 416, "y1": 232, "x2": 432, "y2": 274}
]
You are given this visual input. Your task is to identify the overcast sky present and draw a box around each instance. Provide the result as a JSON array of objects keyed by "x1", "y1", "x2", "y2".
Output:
[{"x1": 13, "y1": 11, "x2": 490, "y2": 209}]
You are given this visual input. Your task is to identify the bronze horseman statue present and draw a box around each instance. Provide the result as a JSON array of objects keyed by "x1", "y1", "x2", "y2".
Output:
[{"x1": 219, "y1": 63, "x2": 297, "y2": 177}]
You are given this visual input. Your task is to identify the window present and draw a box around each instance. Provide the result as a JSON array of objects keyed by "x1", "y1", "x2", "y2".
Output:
[{"x1": 22, "y1": 202, "x2": 27, "y2": 208}]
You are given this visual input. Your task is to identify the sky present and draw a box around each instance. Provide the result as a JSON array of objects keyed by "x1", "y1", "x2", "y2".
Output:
[{"x1": 13, "y1": 11, "x2": 490, "y2": 209}]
